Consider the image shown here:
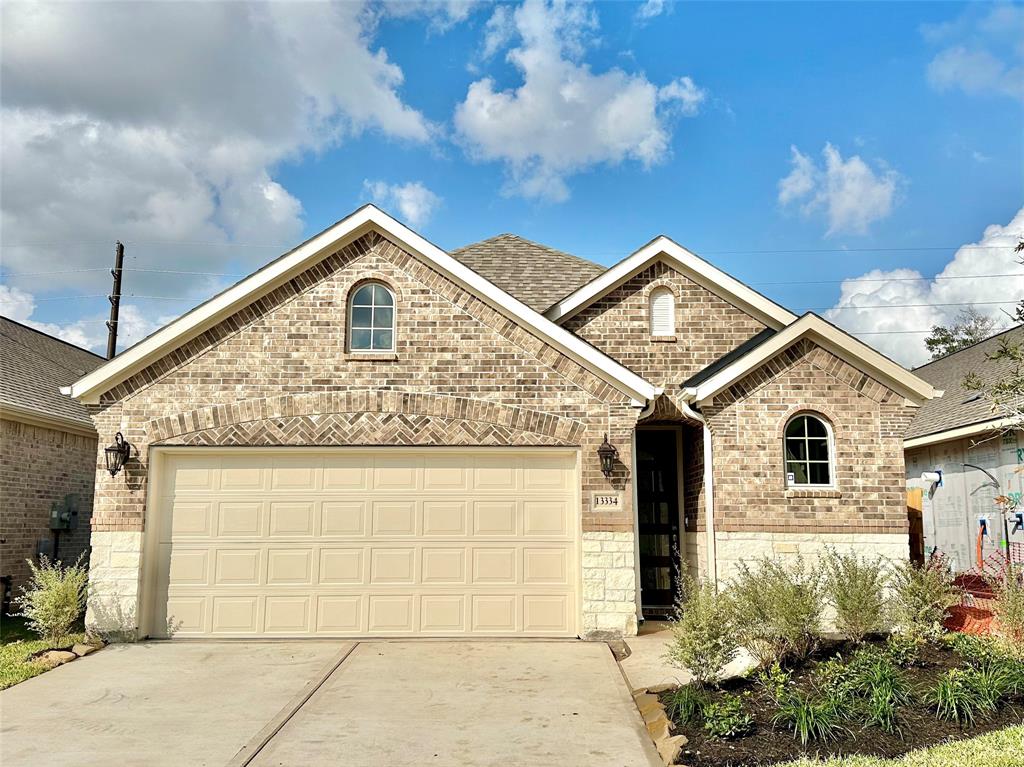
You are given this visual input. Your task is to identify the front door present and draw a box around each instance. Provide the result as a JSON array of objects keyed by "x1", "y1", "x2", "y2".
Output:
[{"x1": 636, "y1": 429, "x2": 681, "y2": 618}]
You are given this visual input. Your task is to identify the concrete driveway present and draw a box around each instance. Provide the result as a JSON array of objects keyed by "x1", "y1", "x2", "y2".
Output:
[{"x1": 1, "y1": 640, "x2": 660, "y2": 767}]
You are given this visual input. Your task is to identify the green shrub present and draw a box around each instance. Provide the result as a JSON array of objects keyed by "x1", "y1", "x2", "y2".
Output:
[
  {"x1": 771, "y1": 691, "x2": 849, "y2": 746},
  {"x1": 664, "y1": 684, "x2": 710, "y2": 725},
  {"x1": 702, "y1": 694, "x2": 755, "y2": 739},
  {"x1": 991, "y1": 567, "x2": 1024, "y2": 653},
  {"x1": 884, "y1": 631, "x2": 921, "y2": 667},
  {"x1": 930, "y1": 669, "x2": 986, "y2": 726},
  {"x1": 664, "y1": 577, "x2": 739, "y2": 685},
  {"x1": 13, "y1": 555, "x2": 88, "y2": 645},
  {"x1": 821, "y1": 549, "x2": 890, "y2": 643},
  {"x1": 755, "y1": 661, "x2": 792, "y2": 704},
  {"x1": 727, "y1": 556, "x2": 824, "y2": 666},
  {"x1": 889, "y1": 559, "x2": 961, "y2": 642}
]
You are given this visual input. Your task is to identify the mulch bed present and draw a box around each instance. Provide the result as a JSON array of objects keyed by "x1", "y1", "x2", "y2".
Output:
[{"x1": 659, "y1": 638, "x2": 1024, "y2": 766}]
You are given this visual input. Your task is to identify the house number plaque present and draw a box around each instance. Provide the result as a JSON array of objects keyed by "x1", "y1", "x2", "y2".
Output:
[{"x1": 592, "y1": 492, "x2": 623, "y2": 511}]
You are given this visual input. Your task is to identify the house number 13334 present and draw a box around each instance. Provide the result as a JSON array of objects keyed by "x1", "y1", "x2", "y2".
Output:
[{"x1": 592, "y1": 492, "x2": 622, "y2": 510}]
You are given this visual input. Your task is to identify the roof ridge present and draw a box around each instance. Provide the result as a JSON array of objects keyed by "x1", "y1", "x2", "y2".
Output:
[
  {"x1": 912, "y1": 323, "x2": 1023, "y2": 370},
  {"x1": 0, "y1": 315, "x2": 106, "y2": 361}
]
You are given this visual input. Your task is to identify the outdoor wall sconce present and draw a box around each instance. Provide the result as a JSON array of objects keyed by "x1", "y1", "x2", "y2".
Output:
[
  {"x1": 597, "y1": 434, "x2": 618, "y2": 477},
  {"x1": 104, "y1": 432, "x2": 132, "y2": 477}
]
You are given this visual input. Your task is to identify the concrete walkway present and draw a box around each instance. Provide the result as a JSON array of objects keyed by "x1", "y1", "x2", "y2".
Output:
[
  {"x1": 1, "y1": 640, "x2": 660, "y2": 767},
  {"x1": 618, "y1": 621, "x2": 755, "y2": 692}
]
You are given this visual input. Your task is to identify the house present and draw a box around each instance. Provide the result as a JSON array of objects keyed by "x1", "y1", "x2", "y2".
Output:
[
  {"x1": 0, "y1": 317, "x2": 105, "y2": 603},
  {"x1": 66, "y1": 205, "x2": 937, "y2": 640},
  {"x1": 905, "y1": 325, "x2": 1023, "y2": 573}
]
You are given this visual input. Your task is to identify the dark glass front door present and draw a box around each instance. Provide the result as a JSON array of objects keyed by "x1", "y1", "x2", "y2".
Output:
[{"x1": 636, "y1": 429, "x2": 681, "y2": 617}]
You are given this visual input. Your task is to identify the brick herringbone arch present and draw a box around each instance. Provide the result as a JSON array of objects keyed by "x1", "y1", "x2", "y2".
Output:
[{"x1": 147, "y1": 390, "x2": 586, "y2": 446}]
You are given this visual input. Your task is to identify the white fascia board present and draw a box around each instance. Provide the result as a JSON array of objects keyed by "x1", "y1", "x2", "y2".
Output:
[
  {"x1": 545, "y1": 236, "x2": 798, "y2": 329},
  {"x1": 904, "y1": 417, "x2": 1017, "y2": 449},
  {"x1": 69, "y1": 205, "x2": 657, "y2": 405},
  {"x1": 687, "y1": 314, "x2": 938, "y2": 406}
]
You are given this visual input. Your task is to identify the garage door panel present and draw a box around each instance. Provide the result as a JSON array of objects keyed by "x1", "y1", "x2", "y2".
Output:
[
  {"x1": 371, "y1": 500, "x2": 417, "y2": 536},
  {"x1": 217, "y1": 501, "x2": 263, "y2": 537},
  {"x1": 321, "y1": 501, "x2": 366, "y2": 536},
  {"x1": 319, "y1": 548, "x2": 365, "y2": 584},
  {"x1": 156, "y1": 450, "x2": 578, "y2": 638},
  {"x1": 266, "y1": 549, "x2": 314, "y2": 585}
]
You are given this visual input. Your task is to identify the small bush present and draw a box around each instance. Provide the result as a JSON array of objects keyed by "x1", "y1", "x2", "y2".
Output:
[
  {"x1": 889, "y1": 558, "x2": 961, "y2": 642},
  {"x1": 991, "y1": 567, "x2": 1024, "y2": 653},
  {"x1": 884, "y1": 631, "x2": 921, "y2": 667},
  {"x1": 13, "y1": 555, "x2": 88, "y2": 645},
  {"x1": 664, "y1": 577, "x2": 739, "y2": 685},
  {"x1": 930, "y1": 668, "x2": 986, "y2": 726},
  {"x1": 771, "y1": 691, "x2": 849, "y2": 746},
  {"x1": 755, "y1": 661, "x2": 792, "y2": 704},
  {"x1": 664, "y1": 684, "x2": 710, "y2": 725},
  {"x1": 702, "y1": 694, "x2": 755, "y2": 739},
  {"x1": 727, "y1": 556, "x2": 824, "y2": 667},
  {"x1": 821, "y1": 549, "x2": 890, "y2": 643}
]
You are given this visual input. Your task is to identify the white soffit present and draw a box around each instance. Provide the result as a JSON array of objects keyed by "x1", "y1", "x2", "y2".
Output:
[
  {"x1": 682, "y1": 314, "x2": 939, "y2": 406},
  {"x1": 545, "y1": 236, "x2": 798, "y2": 328},
  {"x1": 66, "y1": 205, "x2": 658, "y2": 406}
]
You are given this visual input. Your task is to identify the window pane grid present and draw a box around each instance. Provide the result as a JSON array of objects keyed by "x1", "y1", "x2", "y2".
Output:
[
  {"x1": 350, "y1": 283, "x2": 395, "y2": 351},
  {"x1": 784, "y1": 415, "x2": 832, "y2": 486}
]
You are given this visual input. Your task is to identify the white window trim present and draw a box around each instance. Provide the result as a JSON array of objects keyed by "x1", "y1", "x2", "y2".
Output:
[
  {"x1": 784, "y1": 413, "x2": 836, "y2": 489},
  {"x1": 348, "y1": 281, "x2": 396, "y2": 353},
  {"x1": 649, "y1": 286, "x2": 675, "y2": 337}
]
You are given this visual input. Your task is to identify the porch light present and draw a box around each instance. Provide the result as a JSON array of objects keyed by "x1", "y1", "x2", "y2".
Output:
[
  {"x1": 597, "y1": 434, "x2": 618, "y2": 477},
  {"x1": 104, "y1": 432, "x2": 132, "y2": 477}
]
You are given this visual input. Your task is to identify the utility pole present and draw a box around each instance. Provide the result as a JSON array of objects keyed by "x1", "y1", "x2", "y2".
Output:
[{"x1": 106, "y1": 241, "x2": 124, "y2": 360}]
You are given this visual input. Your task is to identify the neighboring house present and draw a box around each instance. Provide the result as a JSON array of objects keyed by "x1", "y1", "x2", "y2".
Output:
[
  {"x1": 0, "y1": 317, "x2": 105, "y2": 602},
  {"x1": 905, "y1": 326, "x2": 1024, "y2": 573},
  {"x1": 66, "y1": 205, "x2": 937, "y2": 641}
]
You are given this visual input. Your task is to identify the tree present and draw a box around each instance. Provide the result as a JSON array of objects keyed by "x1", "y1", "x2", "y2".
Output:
[
  {"x1": 924, "y1": 306, "x2": 998, "y2": 360},
  {"x1": 962, "y1": 239, "x2": 1024, "y2": 432}
]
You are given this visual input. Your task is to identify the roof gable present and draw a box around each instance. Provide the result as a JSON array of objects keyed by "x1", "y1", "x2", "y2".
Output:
[
  {"x1": 545, "y1": 235, "x2": 798, "y2": 329},
  {"x1": 0, "y1": 316, "x2": 104, "y2": 430},
  {"x1": 681, "y1": 313, "x2": 938, "y2": 407},
  {"x1": 451, "y1": 234, "x2": 605, "y2": 312},
  {"x1": 67, "y1": 205, "x2": 658, "y2": 406}
]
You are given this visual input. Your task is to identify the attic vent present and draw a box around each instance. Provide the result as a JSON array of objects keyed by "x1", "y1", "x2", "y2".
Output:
[{"x1": 650, "y1": 287, "x2": 675, "y2": 337}]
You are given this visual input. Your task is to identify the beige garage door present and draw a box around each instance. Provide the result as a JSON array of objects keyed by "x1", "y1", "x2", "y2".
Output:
[{"x1": 148, "y1": 449, "x2": 579, "y2": 638}]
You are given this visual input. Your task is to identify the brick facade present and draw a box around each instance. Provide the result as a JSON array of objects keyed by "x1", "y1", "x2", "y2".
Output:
[
  {"x1": 85, "y1": 231, "x2": 641, "y2": 637},
  {"x1": 563, "y1": 260, "x2": 768, "y2": 383},
  {"x1": 80, "y1": 235, "x2": 921, "y2": 638},
  {"x1": 1, "y1": 418, "x2": 97, "y2": 594}
]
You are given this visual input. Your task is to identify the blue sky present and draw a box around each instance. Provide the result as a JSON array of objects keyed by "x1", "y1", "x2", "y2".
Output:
[{"x1": 1, "y1": 1, "x2": 1021, "y2": 365}]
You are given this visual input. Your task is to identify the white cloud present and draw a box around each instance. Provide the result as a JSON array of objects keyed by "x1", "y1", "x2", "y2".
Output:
[
  {"x1": 924, "y1": 5, "x2": 1023, "y2": 100},
  {"x1": 0, "y1": 284, "x2": 170, "y2": 353},
  {"x1": 454, "y1": 0, "x2": 705, "y2": 202},
  {"x1": 778, "y1": 143, "x2": 902, "y2": 236},
  {"x1": 0, "y1": 1, "x2": 435, "y2": 350},
  {"x1": 363, "y1": 180, "x2": 442, "y2": 228},
  {"x1": 635, "y1": 0, "x2": 670, "y2": 22},
  {"x1": 824, "y1": 207, "x2": 1024, "y2": 367}
]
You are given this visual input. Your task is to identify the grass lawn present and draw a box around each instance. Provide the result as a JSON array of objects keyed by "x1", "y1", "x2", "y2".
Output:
[
  {"x1": 0, "y1": 615, "x2": 87, "y2": 690},
  {"x1": 778, "y1": 725, "x2": 1024, "y2": 767}
]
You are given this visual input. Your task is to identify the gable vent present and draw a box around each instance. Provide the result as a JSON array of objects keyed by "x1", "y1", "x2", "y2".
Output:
[{"x1": 650, "y1": 287, "x2": 675, "y2": 336}]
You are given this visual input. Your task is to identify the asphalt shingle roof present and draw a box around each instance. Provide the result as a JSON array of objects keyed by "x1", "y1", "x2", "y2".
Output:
[
  {"x1": 450, "y1": 234, "x2": 606, "y2": 312},
  {"x1": 0, "y1": 316, "x2": 105, "y2": 429},
  {"x1": 906, "y1": 325, "x2": 1024, "y2": 440}
]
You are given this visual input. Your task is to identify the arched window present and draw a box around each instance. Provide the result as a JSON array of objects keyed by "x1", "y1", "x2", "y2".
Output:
[
  {"x1": 348, "y1": 282, "x2": 395, "y2": 352},
  {"x1": 784, "y1": 413, "x2": 834, "y2": 487},
  {"x1": 649, "y1": 286, "x2": 675, "y2": 336}
]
